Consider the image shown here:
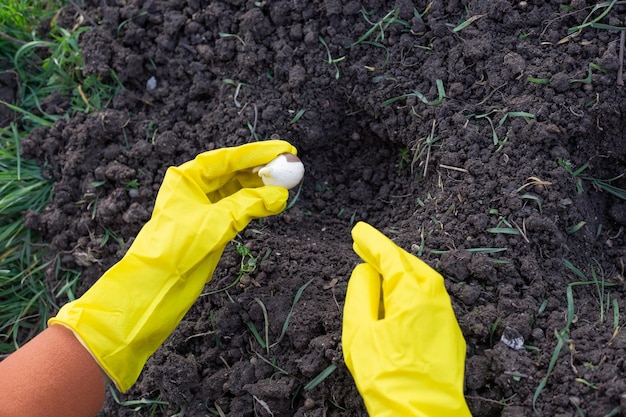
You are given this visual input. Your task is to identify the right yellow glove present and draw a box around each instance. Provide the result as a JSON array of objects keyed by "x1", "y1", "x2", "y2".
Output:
[
  {"x1": 49, "y1": 140, "x2": 297, "y2": 393},
  {"x1": 342, "y1": 222, "x2": 471, "y2": 417}
]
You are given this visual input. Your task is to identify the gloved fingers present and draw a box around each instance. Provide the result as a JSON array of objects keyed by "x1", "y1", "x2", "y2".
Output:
[
  {"x1": 343, "y1": 263, "x2": 381, "y2": 328},
  {"x1": 177, "y1": 140, "x2": 298, "y2": 197},
  {"x1": 205, "y1": 170, "x2": 267, "y2": 203},
  {"x1": 115, "y1": 185, "x2": 288, "y2": 282},
  {"x1": 341, "y1": 263, "x2": 381, "y2": 370},
  {"x1": 204, "y1": 185, "x2": 289, "y2": 247},
  {"x1": 351, "y1": 221, "x2": 446, "y2": 315}
]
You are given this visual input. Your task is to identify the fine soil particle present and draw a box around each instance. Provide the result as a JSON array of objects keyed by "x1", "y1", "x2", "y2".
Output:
[{"x1": 20, "y1": 0, "x2": 626, "y2": 416}]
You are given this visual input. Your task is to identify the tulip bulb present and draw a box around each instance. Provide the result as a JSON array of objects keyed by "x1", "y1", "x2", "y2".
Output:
[{"x1": 254, "y1": 153, "x2": 304, "y2": 189}]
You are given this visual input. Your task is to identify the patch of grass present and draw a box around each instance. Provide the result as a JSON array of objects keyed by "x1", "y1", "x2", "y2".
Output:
[
  {"x1": 145, "y1": 120, "x2": 158, "y2": 144},
  {"x1": 12, "y1": 25, "x2": 121, "y2": 116},
  {"x1": 1, "y1": 252, "x2": 80, "y2": 354},
  {"x1": 520, "y1": 193, "x2": 543, "y2": 214},
  {"x1": 563, "y1": 259, "x2": 616, "y2": 324},
  {"x1": 534, "y1": 259, "x2": 618, "y2": 412},
  {"x1": 410, "y1": 119, "x2": 441, "y2": 178},
  {"x1": 0, "y1": 255, "x2": 47, "y2": 352},
  {"x1": 558, "y1": 158, "x2": 626, "y2": 201},
  {"x1": 382, "y1": 79, "x2": 446, "y2": 107},
  {"x1": 570, "y1": 60, "x2": 607, "y2": 85},
  {"x1": 465, "y1": 110, "x2": 536, "y2": 149},
  {"x1": 318, "y1": 35, "x2": 345, "y2": 80},
  {"x1": 350, "y1": 8, "x2": 405, "y2": 47},
  {"x1": 396, "y1": 147, "x2": 411, "y2": 173},
  {"x1": 108, "y1": 386, "x2": 168, "y2": 414},
  {"x1": 223, "y1": 78, "x2": 246, "y2": 108},
  {"x1": 202, "y1": 241, "x2": 264, "y2": 296},
  {"x1": 348, "y1": 8, "x2": 409, "y2": 69},
  {"x1": 2, "y1": 0, "x2": 125, "y2": 352},
  {"x1": 567, "y1": 0, "x2": 618, "y2": 35},
  {"x1": 0, "y1": 115, "x2": 57, "y2": 354}
]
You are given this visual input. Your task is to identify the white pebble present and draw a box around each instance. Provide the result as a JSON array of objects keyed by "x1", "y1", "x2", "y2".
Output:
[{"x1": 146, "y1": 76, "x2": 157, "y2": 91}]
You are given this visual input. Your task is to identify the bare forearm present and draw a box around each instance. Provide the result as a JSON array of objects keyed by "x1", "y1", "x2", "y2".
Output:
[{"x1": 0, "y1": 325, "x2": 105, "y2": 417}]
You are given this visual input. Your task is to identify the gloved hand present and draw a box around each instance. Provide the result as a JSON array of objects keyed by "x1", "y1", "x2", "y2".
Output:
[
  {"x1": 342, "y1": 222, "x2": 471, "y2": 417},
  {"x1": 49, "y1": 140, "x2": 298, "y2": 392}
]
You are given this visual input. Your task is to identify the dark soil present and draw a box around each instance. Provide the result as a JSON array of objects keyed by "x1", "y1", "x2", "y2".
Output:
[{"x1": 20, "y1": 0, "x2": 626, "y2": 416}]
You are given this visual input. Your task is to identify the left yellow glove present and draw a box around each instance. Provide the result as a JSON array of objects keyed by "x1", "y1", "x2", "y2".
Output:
[{"x1": 49, "y1": 140, "x2": 297, "y2": 392}]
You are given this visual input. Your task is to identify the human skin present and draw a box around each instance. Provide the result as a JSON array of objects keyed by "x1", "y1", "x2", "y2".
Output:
[{"x1": 0, "y1": 325, "x2": 105, "y2": 417}]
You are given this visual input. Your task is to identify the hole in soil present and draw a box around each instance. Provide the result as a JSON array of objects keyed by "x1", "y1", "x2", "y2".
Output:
[{"x1": 289, "y1": 109, "x2": 414, "y2": 230}]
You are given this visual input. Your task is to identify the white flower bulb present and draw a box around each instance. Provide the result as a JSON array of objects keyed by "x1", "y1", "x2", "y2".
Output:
[{"x1": 254, "y1": 153, "x2": 304, "y2": 189}]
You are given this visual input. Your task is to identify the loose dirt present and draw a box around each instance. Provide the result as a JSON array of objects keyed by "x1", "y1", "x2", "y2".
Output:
[{"x1": 20, "y1": 0, "x2": 626, "y2": 416}]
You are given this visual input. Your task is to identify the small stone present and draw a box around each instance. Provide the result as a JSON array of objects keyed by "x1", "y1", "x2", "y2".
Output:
[{"x1": 146, "y1": 76, "x2": 157, "y2": 91}]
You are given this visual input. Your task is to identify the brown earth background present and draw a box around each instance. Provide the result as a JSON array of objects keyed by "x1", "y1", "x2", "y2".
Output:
[{"x1": 19, "y1": 0, "x2": 626, "y2": 416}]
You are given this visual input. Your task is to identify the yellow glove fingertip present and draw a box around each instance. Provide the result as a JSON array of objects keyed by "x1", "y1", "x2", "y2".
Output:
[
  {"x1": 351, "y1": 221, "x2": 389, "y2": 269},
  {"x1": 265, "y1": 139, "x2": 298, "y2": 156},
  {"x1": 239, "y1": 140, "x2": 299, "y2": 167},
  {"x1": 350, "y1": 221, "x2": 370, "y2": 241}
]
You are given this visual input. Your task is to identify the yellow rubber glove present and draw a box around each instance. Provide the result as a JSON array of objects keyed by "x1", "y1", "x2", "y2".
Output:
[
  {"x1": 342, "y1": 222, "x2": 471, "y2": 417},
  {"x1": 49, "y1": 140, "x2": 297, "y2": 392}
]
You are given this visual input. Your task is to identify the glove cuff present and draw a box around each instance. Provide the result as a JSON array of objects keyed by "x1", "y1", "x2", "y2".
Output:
[
  {"x1": 48, "y1": 252, "x2": 216, "y2": 392},
  {"x1": 49, "y1": 303, "x2": 133, "y2": 392}
]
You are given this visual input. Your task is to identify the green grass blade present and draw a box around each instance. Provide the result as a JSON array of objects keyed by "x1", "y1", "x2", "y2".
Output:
[
  {"x1": 0, "y1": 101, "x2": 55, "y2": 126},
  {"x1": 246, "y1": 321, "x2": 267, "y2": 351},
  {"x1": 487, "y1": 227, "x2": 520, "y2": 235},
  {"x1": 590, "y1": 22, "x2": 626, "y2": 31},
  {"x1": 563, "y1": 259, "x2": 588, "y2": 282},
  {"x1": 271, "y1": 277, "x2": 315, "y2": 348},
  {"x1": 452, "y1": 14, "x2": 486, "y2": 32},
  {"x1": 532, "y1": 329, "x2": 566, "y2": 413},
  {"x1": 465, "y1": 247, "x2": 507, "y2": 254},
  {"x1": 568, "y1": 0, "x2": 617, "y2": 34},
  {"x1": 588, "y1": 178, "x2": 626, "y2": 200},
  {"x1": 304, "y1": 364, "x2": 337, "y2": 390}
]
